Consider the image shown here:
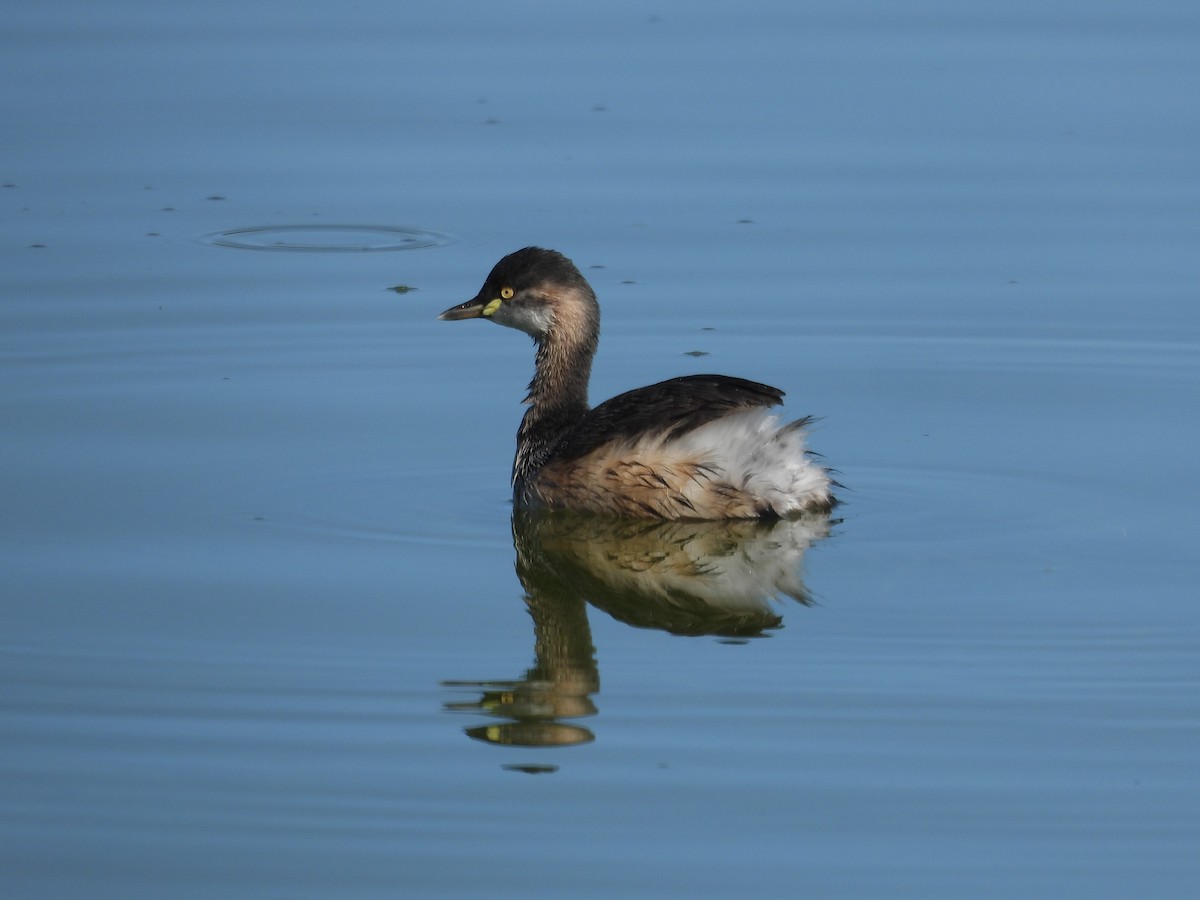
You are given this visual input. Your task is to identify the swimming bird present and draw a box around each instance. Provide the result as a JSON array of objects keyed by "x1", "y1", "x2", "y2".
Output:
[{"x1": 439, "y1": 247, "x2": 834, "y2": 519}]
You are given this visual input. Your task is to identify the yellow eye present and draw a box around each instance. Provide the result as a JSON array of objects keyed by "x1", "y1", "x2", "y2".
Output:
[{"x1": 500, "y1": 286, "x2": 514, "y2": 299}]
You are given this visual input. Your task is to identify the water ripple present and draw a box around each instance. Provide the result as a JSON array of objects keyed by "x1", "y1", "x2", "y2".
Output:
[{"x1": 203, "y1": 224, "x2": 452, "y2": 253}]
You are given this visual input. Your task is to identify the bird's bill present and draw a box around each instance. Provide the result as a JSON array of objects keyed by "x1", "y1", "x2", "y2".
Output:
[{"x1": 438, "y1": 297, "x2": 487, "y2": 320}]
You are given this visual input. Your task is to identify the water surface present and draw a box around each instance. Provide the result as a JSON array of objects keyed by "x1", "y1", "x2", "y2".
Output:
[{"x1": 3, "y1": 1, "x2": 1198, "y2": 897}]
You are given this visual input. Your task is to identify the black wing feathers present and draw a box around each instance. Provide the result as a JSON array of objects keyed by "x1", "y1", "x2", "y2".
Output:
[{"x1": 550, "y1": 374, "x2": 784, "y2": 464}]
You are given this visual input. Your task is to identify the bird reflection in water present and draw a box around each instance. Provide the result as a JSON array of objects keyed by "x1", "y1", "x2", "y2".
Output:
[{"x1": 442, "y1": 510, "x2": 832, "y2": 750}]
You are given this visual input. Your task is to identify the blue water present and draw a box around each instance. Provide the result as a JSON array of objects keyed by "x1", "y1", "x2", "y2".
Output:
[{"x1": 3, "y1": 1, "x2": 1199, "y2": 897}]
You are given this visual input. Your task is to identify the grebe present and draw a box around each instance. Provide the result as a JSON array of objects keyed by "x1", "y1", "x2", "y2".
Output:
[{"x1": 439, "y1": 247, "x2": 835, "y2": 519}]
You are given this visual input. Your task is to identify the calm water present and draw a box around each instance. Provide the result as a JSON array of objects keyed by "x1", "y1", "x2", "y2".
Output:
[{"x1": 3, "y1": 1, "x2": 1199, "y2": 897}]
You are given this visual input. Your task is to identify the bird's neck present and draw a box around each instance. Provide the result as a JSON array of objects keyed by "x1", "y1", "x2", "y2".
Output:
[
  {"x1": 514, "y1": 324, "x2": 596, "y2": 487},
  {"x1": 529, "y1": 333, "x2": 592, "y2": 413}
]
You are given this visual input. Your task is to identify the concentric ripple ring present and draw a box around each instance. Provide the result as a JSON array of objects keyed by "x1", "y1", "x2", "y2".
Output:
[{"x1": 205, "y1": 224, "x2": 451, "y2": 252}]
